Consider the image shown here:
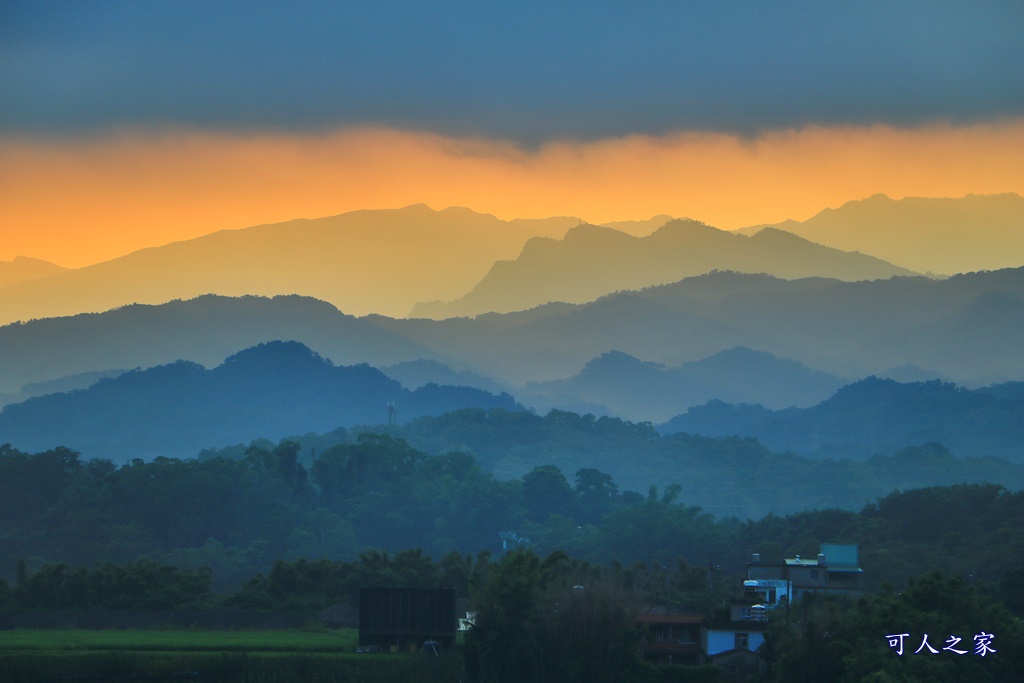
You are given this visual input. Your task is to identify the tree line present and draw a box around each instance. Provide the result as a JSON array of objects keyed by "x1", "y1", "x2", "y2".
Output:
[{"x1": 3, "y1": 437, "x2": 1024, "y2": 606}]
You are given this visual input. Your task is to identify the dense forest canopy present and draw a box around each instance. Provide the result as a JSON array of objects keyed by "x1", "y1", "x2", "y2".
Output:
[{"x1": 2, "y1": 425, "x2": 1023, "y2": 598}]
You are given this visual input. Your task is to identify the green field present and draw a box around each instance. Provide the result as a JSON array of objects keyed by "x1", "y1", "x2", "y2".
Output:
[
  {"x1": 0, "y1": 629, "x2": 461, "y2": 682},
  {"x1": 0, "y1": 627, "x2": 358, "y2": 654}
]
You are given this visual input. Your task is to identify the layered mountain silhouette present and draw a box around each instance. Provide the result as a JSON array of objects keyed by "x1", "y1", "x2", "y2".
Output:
[
  {"x1": 523, "y1": 347, "x2": 846, "y2": 422},
  {"x1": 2, "y1": 268, "x2": 1023, "y2": 398},
  {"x1": 6, "y1": 194, "x2": 1021, "y2": 327},
  {"x1": 0, "y1": 368, "x2": 127, "y2": 409},
  {"x1": 0, "y1": 205, "x2": 577, "y2": 325},
  {"x1": 0, "y1": 295, "x2": 434, "y2": 394},
  {"x1": 745, "y1": 192, "x2": 1024, "y2": 275},
  {"x1": 411, "y1": 220, "x2": 915, "y2": 318},
  {"x1": 381, "y1": 359, "x2": 510, "y2": 396},
  {"x1": 0, "y1": 256, "x2": 67, "y2": 289},
  {"x1": 660, "y1": 377, "x2": 1024, "y2": 462},
  {"x1": 0, "y1": 341, "x2": 520, "y2": 462},
  {"x1": 599, "y1": 214, "x2": 675, "y2": 235}
]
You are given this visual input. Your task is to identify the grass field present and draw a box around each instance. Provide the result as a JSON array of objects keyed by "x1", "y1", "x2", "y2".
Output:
[
  {"x1": 0, "y1": 629, "x2": 462, "y2": 682},
  {"x1": 0, "y1": 627, "x2": 358, "y2": 654}
]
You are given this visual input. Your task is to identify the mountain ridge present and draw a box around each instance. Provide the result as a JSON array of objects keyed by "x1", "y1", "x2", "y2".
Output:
[
  {"x1": 0, "y1": 256, "x2": 68, "y2": 289},
  {"x1": 0, "y1": 340, "x2": 521, "y2": 462},
  {"x1": 523, "y1": 346, "x2": 846, "y2": 422},
  {"x1": 746, "y1": 192, "x2": 1024, "y2": 274},
  {"x1": 660, "y1": 376, "x2": 1024, "y2": 462},
  {"x1": 411, "y1": 219, "x2": 915, "y2": 318},
  {"x1": 3, "y1": 268, "x2": 1024, "y2": 396},
  {"x1": 0, "y1": 205, "x2": 578, "y2": 325}
]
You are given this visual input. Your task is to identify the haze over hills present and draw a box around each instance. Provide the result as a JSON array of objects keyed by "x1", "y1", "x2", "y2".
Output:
[
  {"x1": 0, "y1": 205, "x2": 578, "y2": 325},
  {"x1": 411, "y1": 220, "x2": 915, "y2": 318},
  {"x1": 0, "y1": 368, "x2": 127, "y2": 409},
  {"x1": 661, "y1": 377, "x2": 1024, "y2": 462},
  {"x1": 0, "y1": 257, "x2": 67, "y2": 289},
  {"x1": 391, "y1": 268, "x2": 1024, "y2": 385},
  {"x1": 5, "y1": 194, "x2": 1018, "y2": 327},
  {"x1": 598, "y1": 214, "x2": 675, "y2": 235},
  {"x1": 381, "y1": 359, "x2": 510, "y2": 396},
  {"x1": 2, "y1": 267, "x2": 1024, "y2": 401},
  {"x1": 0, "y1": 340, "x2": 520, "y2": 462},
  {"x1": 744, "y1": 193, "x2": 1024, "y2": 275},
  {"x1": 0, "y1": 295, "x2": 435, "y2": 394},
  {"x1": 523, "y1": 347, "x2": 846, "y2": 423}
]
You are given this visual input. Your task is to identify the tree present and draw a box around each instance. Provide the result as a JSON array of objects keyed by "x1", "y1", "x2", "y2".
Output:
[
  {"x1": 522, "y1": 465, "x2": 574, "y2": 522},
  {"x1": 465, "y1": 550, "x2": 645, "y2": 683},
  {"x1": 575, "y1": 467, "x2": 618, "y2": 524}
]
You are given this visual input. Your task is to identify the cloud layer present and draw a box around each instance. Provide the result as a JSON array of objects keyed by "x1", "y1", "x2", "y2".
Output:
[
  {"x1": 3, "y1": 2, "x2": 1023, "y2": 141},
  {"x1": 3, "y1": 121, "x2": 1024, "y2": 267}
]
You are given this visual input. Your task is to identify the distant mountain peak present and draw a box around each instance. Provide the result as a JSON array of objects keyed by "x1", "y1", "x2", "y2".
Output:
[
  {"x1": 649, "y1": 218, "x2": 725, "y2": 241},
  {"x1": 9, "y1": 256, "x2": 60, "y2": 265},
  {"x1": 561, "y1": 223, "x2": 633, "y2": 242},
  {"x1": 775, "y1": 194, "x2": 1024, "y2": 275},
  {"x1": 221, "y1": 340, "x2": 333, "y2": 369},
  {"x1": 0, "y1": 256, "x2": 69, "y2": 289},
  {"x1": 707, "y1": 346, "x2": 770, "y2": 360},
  {"x1": 750, "y1": 226, "x2": 804, "y2": 240},
  {"x1": 583, "y1": 350, "x2": 660, "y2": 372},
  {"x1": 398, "y1": 202, "x2": 437, "y2": 212},
  {"x1": 415, "y1": 215, "x2": 915, "y2": 318},
  {"x1": 599, "y1": 214, "x2": 677, "y2": 235},
  {"x1": 439, "y1": 205, "x2": 497, "y2": 220}
]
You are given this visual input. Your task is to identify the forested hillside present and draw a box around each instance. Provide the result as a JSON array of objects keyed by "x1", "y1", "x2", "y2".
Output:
[{"x1": 3, "y1": 424, "x2": 1022, "y2": 596}]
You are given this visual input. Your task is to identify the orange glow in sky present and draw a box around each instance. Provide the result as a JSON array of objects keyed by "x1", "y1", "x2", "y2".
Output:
[{"x1": 3, "y1": 120, "x2": 1024, "y2": 268}]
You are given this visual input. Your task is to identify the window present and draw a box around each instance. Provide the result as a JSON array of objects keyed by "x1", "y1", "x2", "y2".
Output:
[{"x1": 735, "y1": 632, "x2": 749, "y2": 650}]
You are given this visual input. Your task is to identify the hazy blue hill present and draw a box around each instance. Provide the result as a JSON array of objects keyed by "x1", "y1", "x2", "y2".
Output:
[
  {"x1": 411, "y1": 219, "x2": 915, "y2": 318},
  {"x1": 874, "y1": 363, "x2": 956, "y2": 384},
  {"x1": 660, "y1": 377, "x2": 1024, "y2": 461},
  {"x1": 524, "y1": 347, "x2": 844, "y2": 422},
  {"x1": 381, "y1": 359, "x2": 509, "y2": 395},
  {"x1": 0, "y1": 367, "x2": 128, "y2": 408},
  {"x1": 0, "y1": 294, "x2": 434, "y2": 394},
  {"x1": 524, "y1": 351, "x2": 681, "y2": 420},
  {"x1": 0, "y1": 340, "x2": 520, "y2": 462},
  {"x1": 3, "y1": 267, "x2": 1024, "y2": 395},
  {"x1": 864, "y1": 291, "x2": 1024, "y2": 384},
  {"x1": 679, "y1": 346, "x2": 845, "y2": 406},
  {"x1": 515, "y1": 268, "x2": 1024, "y2": 381}
]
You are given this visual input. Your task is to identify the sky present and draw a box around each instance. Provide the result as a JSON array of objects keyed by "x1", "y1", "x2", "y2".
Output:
[{"x1": 2, "y1": 1, "x2": 1024, "y2": 267}]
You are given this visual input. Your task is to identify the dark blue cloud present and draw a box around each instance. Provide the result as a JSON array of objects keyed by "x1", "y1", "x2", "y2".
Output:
[{"x1": 2, "y1": 0, "x2": 1023, "y2": 142}]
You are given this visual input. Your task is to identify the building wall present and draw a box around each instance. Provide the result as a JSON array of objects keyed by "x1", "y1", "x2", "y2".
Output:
[
  {"x1": 787, "y1": 565, "x2": 828, "y2": 588},
  {"x1": 747, "y1": 564, "x2": 785, "y2": 581},
  {"x1": 705, "y1": 629, "x2": 765, "y2": 656}
]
